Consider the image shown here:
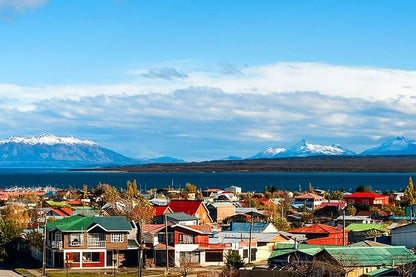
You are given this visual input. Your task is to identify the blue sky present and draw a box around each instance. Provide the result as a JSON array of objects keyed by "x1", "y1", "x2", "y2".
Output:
[{"x1": 1, "y1": 0, "x2": 416, "y2": 161}]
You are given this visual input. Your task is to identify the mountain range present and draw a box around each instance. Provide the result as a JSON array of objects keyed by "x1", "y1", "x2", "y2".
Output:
[
  {"x1": 251, "y1": 136, "x2": 416, "y2": 159},
  {"x1": 0, "y1": 134, "x2": 416, "y2": 168}
]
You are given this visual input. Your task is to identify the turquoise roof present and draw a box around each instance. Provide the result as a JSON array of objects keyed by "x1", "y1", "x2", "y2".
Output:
[
  {"x1": 229, "y1": 222, "x2": 272, "y2": 233},
  {"x1": 47, "y1": 215, "x2": 132, "y2": 232},
  {"x1": 322, "y1": 246, "x2": 416, "y2": 266}
]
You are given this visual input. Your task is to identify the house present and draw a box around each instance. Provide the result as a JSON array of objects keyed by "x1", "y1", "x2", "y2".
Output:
[
  {"x1": 288, "y1": 224, "x2": 348, "y2": 246},
  {"x1": 46, "y1": 215, "x2": 138, "y2": 268},
  {"x1": 168, "y1": 200, "x2": 212, "y2": 224},
  {"x1": 314, "y1": 246, "x2": 416, "y2": 277},
  {"x1": 206, "y1": 202, "x2": 235, "y2": 223},
  {"x1": 268, "y1": 244, "x2": 416, "y2": 277},
  {"x1": 228, "y1": 222, "x2": 279, "y2": 233},
  {"x1": 144, "y1": 223, "x2": 231, "y2": 267},
  {"x1": 215, "y1": 230, "x2": 294, "y2": 261},
  {"x1": 335, "y1": 215, "x2": 373, "y2": 226},
  {"x1": 293, "y1": 193, "x2": 323, "y2": 209},
  {"x1": 391, "y1": 223, "x2": 416, "y2": 249},
  {"x1": 345, "y1": 223, "x2": 387, "y2": 244},
  {"x1": 344, "y1": 192, "x2": 390, "y2": 207}
]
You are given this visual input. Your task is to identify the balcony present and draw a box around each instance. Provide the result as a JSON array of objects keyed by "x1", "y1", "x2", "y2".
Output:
[
  {"x1": 49, "y1": 241, "x2": 63, "y2": 249},
  {"x1": 87, "y1": 240, "x2": 106, "y2": 248}
]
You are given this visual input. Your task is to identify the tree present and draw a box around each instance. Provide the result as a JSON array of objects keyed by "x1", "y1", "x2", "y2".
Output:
[
  {"x1": 185, "y1": 183, "x2": 197, "y2": 193},
  {"x1": 127, "y1": 195, "x2": 155, "y2": 277},
  {"x1": 356, "y1": 185, "x2": 371, "y2": 192},
  {"x1": 403, "y1": 177, "x2": 416, "y2": 206},
  {"x1": 282, "y1": 253, "x2": 317, "y2": 277},
  {"x1": 0, "y1": 218, "x2": 23, "y2": 262},
  {"x1": 271, "y1": 216, "x2": 290, "y2": 231},
  {"x1": 224, "y1": 250, "x2": 245, "y2": 270},
  {"x1": 346, "y1": 204, "x2": 357, "y2": 216},
  {"x1": 83, "y1": 184, "x2": 88, "y2": 199},
  {"x1": 329, "y1": 190, "x2": 344, "y2": 200}
]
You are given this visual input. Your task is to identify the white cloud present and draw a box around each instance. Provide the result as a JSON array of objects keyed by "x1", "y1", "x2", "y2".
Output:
[
  {"x1": 0, "y1": 0, "x2": 48, "y2": 10},
  {"x1": 2, "y1": 61, "x2": 416, "y2": 160}
]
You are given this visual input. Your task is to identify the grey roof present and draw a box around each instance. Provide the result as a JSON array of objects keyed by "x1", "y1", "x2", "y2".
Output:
[
  {"x1": 214, "y1": 231, "x2": 291, "y2": 243},
  {"x1": 166, "y1": 212, "x2": 198, "y2": 221}
]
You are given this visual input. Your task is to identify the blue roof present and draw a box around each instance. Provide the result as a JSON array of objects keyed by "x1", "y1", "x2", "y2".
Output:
[{"x1": 228, "y1": 222, "x2": 270, "y2": 233}]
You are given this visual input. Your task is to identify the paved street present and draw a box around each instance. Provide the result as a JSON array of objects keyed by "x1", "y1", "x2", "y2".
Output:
[{"x1": 0, "y1": 268, "x2": 21, "y2": 276}]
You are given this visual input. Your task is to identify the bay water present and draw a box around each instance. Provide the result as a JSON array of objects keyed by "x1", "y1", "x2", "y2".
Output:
[{"x1": 0, "y1": 169, "x2": 415, "y2": 193}]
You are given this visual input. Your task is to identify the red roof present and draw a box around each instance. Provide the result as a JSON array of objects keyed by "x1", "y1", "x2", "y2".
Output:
[
  {"x1": 60, "y1": 207, "x2": 73, "y2": 216},
  {"x1": 289, "y1": 224, "x2": 341, "y2": 235},
  {"x1": 143, "y1": 224, "x2": 167, "y2": 233},
  {"x1": 67, "y1": 200, "x2": 83, "y2": 205},
  {"x1": 305, "y1": 235, "x2": 347, "y2": 246},
  {"x1": 153, "y1": 206, "x2": 171, "y2": 217},
  {"x1": 344, "y1": 192, "x2": 385, "y2": 199},
  {"x1": 51, "y1": 209, "x2": 66, "y2": 217},
  {"x1": 168, "y1": 200, "x2": 203, "y2": 216}
]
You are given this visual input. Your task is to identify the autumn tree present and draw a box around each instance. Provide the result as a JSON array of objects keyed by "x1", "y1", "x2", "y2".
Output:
[
  {"x1": 127, "y1": 194, "x2": 155, "y2": 276},
  {"x1": 185, "y1": 183, "x2": 197, "y2": 193},
  {"x1": 83, "y1": 184, "x2": 88, "y2": 199},
  {"x1": 0, "y1": 218, "x2": 24, "y2": 262},
  {"x1": 403, "y1": 177, "x2": 416, "y2": 206}
]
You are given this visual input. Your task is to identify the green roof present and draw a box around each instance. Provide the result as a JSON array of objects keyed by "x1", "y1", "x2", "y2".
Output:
[
  {"x1": 345, "y1": 223, "x2": 387, "y2": 232},
  {"x1": 322, "y1": 246, "x2": 416, "y2": 267},
  {"x1": 47, "y1": 215, "x2": 132, "y2": 232},
  {"x1": 45, "y1": 200, "x2": 69, "y2": 208},
  {"x1": 269, "y1": 243, "x2": 339, "y2": 260}
]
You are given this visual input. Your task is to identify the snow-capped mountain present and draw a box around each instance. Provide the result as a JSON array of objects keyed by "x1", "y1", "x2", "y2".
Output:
[
  {"x1": 360, "y1": 136, "x2": 416, "y2": 155},
  {"x1": 250, "y1": 147, "x2": 286, "y2": 159},
  {"x1": 0, "y1": 134, "x2": 136, "y2": 167},
  {"x1": 282, "y1": 139, "x2": 356, "y2": 157},
  {"x1": 251, "y1": 139, "x2": 356, "y2": 159}
]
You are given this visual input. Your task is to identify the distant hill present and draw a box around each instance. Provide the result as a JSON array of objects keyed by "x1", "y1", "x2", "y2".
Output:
[
  {"x1": 0, "y1": 134, "x2": 136, "y2": 168},
  {"x1": 91, "y1": 155, "x2": 416, "y2": 173}
]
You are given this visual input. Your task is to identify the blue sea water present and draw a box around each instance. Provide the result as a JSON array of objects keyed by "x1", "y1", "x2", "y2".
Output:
[{"x1": 0, "y1": 169, "x2": 414, "y2": 192}]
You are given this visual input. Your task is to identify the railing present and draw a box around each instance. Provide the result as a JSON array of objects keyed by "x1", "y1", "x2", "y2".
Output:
[
  {"x1": 69, "y1": 240, "x2": 84, "y2": 247},
  {"x1": 50, "y1": 241, "x2": 63, "y2": 249},
  {"x1": 87, "y1": 240, "x2": 106, "y2": 248}
]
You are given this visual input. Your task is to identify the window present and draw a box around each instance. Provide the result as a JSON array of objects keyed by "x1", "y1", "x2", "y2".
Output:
[
  {"x1": 205, "y1": 251, "x2": 223, "y2": 262},
  {"x1": 87, "y1": 233, "x2": 105, "y2": 247},
  {"x1": 158, "y1": 232, "x2": 174, "y2": 244},
  {"x1": 69, "y1": 252, "x2": 80, "y2": 263},
  {"x1": 82, "y1": 252, "x2": 100, "y2": 263},
  {"x1": 69, "y1": 233, "x2": 83, "y2": 246},
  {"x1": 180, "y1": 251, "x2": 200, "y2": 263},
  {"x1": 362, "y1": 199, "x2": 369, "y2": 205},
  {"x1": 111, "y1": 233, "x2": 124, "y2": 242},
  {"x1": 179, "y1": 233, "x2": 194, "y2": 244}
]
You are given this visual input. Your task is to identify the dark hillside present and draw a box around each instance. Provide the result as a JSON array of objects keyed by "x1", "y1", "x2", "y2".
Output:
[{"x1": 81, "y1": 155, "x2": 416, "y2": 173}]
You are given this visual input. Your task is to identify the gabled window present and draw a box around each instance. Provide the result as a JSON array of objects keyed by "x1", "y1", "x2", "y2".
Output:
[
  {"x1": 111, "y1": 233, "x2": 124, "y2": 243},
  {"x1": 69, "y1": 233, "x2": 83, "y2": 246}
]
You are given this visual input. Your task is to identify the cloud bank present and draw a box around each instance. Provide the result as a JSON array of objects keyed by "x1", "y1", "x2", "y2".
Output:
[{"x1": 0, "y1": 62, "x2": 415, "y2": 161}]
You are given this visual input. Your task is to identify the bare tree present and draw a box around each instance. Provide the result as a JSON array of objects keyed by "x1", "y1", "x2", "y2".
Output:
[
  {"x1": 393, "y1": 252, "x2": 416, "y2": 277},
  {"x1": 281, "y1": 253, "x2": 317, "y2": 277}
]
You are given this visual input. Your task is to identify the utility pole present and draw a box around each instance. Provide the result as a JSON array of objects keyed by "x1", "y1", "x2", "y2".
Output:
[
  {"x1": 165, "y1": 213, "x2": 169, "y2": 273},
  {"x1": 248, "y1": 214, "x2": 253, "y2": 263},
  {"x1": 41, "y1": 211, "x2": 47, "y2": 276},
  {"x1": 343, "y1": 209, "x2": 346, "y2": 246}
]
